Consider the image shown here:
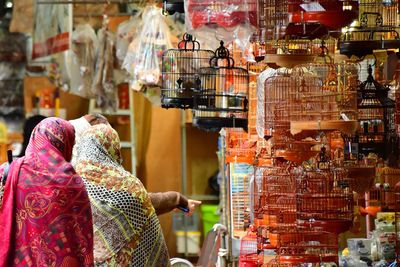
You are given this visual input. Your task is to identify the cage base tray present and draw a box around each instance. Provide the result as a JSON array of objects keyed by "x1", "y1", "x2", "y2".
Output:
[
  {"x1": 297, "y1": 219, "x2": 353, "y2": 234},
  {"x1": 278, "y1": 254, "x2": 337, "y2": 264},
  {"x1": 161, "y1": 97, "x2": 193, "y2": 109},
  {"x1": 264, "y1": 54, "x2": 316, "y2": 69},
  {"x1": 192, "y1": 117, "x2": 248, "y2": 132},
  {"x1": 340, "y1": 40, "x2": 400, "y2": 58},
  {"x1": 290, "y1": 120, "x2": 358, "y2": 135}
]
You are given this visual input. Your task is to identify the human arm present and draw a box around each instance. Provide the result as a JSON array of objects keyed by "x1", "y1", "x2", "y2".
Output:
[{"x1": 148, "y1": 191, "x2": 201, "y2": 216}]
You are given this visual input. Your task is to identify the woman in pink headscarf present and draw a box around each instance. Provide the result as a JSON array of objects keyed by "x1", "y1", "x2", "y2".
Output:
[{"x1": 0, "y1": 117, "x2": 94, "y2": 267}]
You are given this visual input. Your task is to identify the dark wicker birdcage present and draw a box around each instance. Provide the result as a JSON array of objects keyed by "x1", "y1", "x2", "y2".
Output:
[
  {"x1": 357, "y1": 65, "x2": 396, "y2": 159},
  {"x1": 192, "y1": 41, "x2": 249, "y2": 131},
  {"x1": 161, "y1": 34, "x2": 215, "y2": 109}
]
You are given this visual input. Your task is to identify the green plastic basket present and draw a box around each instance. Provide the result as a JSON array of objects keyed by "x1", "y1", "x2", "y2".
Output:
[{"x1": 200, "y1": 204, "x2": 220, "y2": 236}]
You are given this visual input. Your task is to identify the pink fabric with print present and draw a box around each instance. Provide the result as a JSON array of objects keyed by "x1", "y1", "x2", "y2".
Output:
[{"x1": 0, "y1": 117, "x2": 93, "y2": 267}]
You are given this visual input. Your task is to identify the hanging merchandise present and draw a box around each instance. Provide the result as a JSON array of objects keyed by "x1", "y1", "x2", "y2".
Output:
[
  {"x1": 116, "y1": 10, "x2": 143, "y2": 66},
  {"x1": 184, "y1": 0, "x2": 257, "y2": 50},
  {"x1": 339, "y1": 0, "x2": 400, "y2": 58},
  {"x1": 69, "y1": 24, "x2": 98, "y2": 98},
  {"x1": 93, "y1": 16, "x2": 117, "y2": 112},
  {"x1": 357, "y1": 65, "x2": 396, "y2": 159},
  {"x1": 32, "y1": 2, "x2": 71, "y2": 59},
  {"x1": 192, "y1": 41, "x2": 249, "y2": 131},
  {"x1": 289, "y1": 60, "x2": 359, "y2": 136},
  {"x1": 161, "y1": 33, "x2": 214, "y2": 109},
  {"x1": 122, "y1": 6, "x2": 172, "y2": 91}
]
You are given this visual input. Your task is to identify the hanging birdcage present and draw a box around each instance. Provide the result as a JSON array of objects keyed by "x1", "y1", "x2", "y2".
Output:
[
  {"x1": 257, "y1": 70, "x2": 293, "y2": 140},
  {"x1": 192, "y1": 41, "x2": 249, "y2": 131},
  {"x1": 161, "y1": 33, "x2": 215, "y2": 109},
  {"x1": 289, "y1": 60, "x2": 359, "y2": 136},
  {"x1": 339, "y1": 0, "x2": 400, "y2": 58},
  {"x1": 357, "y1": 65, "x2": 396, "y2": 159}
]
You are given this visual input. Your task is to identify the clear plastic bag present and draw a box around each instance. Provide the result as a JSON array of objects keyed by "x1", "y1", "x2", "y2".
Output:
[
  {"x1": 184, "y1": 0, "x2": 257, "y2": 51},
  {"x1": 69, "y1": 24, "x2": 98, "y2": 98},
  {"x1": 116, "y1": 11, "x2": 143, "y2": 65},
  {"x1": 122, "y1": 6, "x2": 172, "y2": 91},
  {"x1": 32, "y1": 2, "x2": 71, "y2": 59}
]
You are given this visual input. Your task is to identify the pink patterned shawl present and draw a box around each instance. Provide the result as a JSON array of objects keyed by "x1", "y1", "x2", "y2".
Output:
[{"x1": 0, "y1": 117, "x2": 94, "y2": 267}]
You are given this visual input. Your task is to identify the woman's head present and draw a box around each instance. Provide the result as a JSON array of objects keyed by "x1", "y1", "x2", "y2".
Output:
[
  {"x1": 79, "y1": 124, "x2": 122, "y2": 164},
  {"x1": 19, "y1": 115, "x2": 47, "y2": 157},
  {"x1": 25, "y1": 117, "x2": 75, "y2": 162}
]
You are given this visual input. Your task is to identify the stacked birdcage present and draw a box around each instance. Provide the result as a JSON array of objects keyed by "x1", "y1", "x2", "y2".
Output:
[
  {"x1": 276, "y1": 231, "x2": 339, "y2": 265},
  {"x1": 340, "y1": 0, "x2": 400, "y2": 58},
  {"x1": 296, "y1": 159, "x2": 354, "y2": 233},
  {"x1": 192, "y1": 41, "x2": 249, "y2": 131},
  {"x1": 226, "y1": 128, "x2": 257, "y2": 163},
  {"x1": 357, "y1": 65, "x2": 396, "y2": 159},
  {"x1": 239, "y1": 233, "x2": 262, "y2": 267},
  {"x1": 290, "y1": 60, "x2": 359, "y2": 136},
  {"x1": 161, "y1": 33, "x2": 215, "y2": 109},
  {"x1": 253, "y1": 163, "x2": 298, "y2": 250}
]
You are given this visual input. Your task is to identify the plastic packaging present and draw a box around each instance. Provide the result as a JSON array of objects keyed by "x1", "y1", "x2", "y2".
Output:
[
  {"x1": 32, "y1": 3, "x2": 71, "y2": 59},
  {"x1": 116, "y1": 11, "x2": 143, "y2": 65},
  {"x1": 122, "y1": 6, "x2": 172, "y2": 91},
  {"x1": 69, "y1": 24, "x2": 98, "y2": 98},
  {"x1": 184, "y1": 0, "x2": 257, "y2": 51}
]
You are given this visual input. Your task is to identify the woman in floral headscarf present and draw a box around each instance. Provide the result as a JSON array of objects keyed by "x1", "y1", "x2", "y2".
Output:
[
  {"x1": 73, "y1": 123, "x2": 170, "y2": 266},
  {"x1": 0, "y1": 117, "x2": 93, "y2": 267}
]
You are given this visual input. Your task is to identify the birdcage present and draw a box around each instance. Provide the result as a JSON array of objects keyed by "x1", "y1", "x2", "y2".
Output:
[
  {"x1": 357, "y1": 65, "x2": 396, "y2": 159},
  {"x1": 262, "y1": 165, "x2": 297, "y2": 229},
  {"x1": 339, "y1": 0, "x2": 400, "y2": 58},
  {"x1": 161, "y1": 34, "x2": 215, "y2": 109},
  {"x1": 258, "y1": 71, "x2": 293, "y2": 140},
  {"x1": 276, "y1": 231, "x2": 339, "y2": 265},
  {"x1": 358, "y1": 0, "x2": 398, "y2": 28},
  {"x1": 230, "y1": 163, "x2": 253, "y2": 235},
  {"x1": 290, "y1": 61, "x2": 359, "y2": 136},
  {"x1": 226, "y1": 128, "x2": 257, "y2": 164},
  {"x1": 296, "y1": 154, "x2": 354, "y2": 234},
  {"x1": 263, "y1": 38, "x2": 338, "y2": 68},
  {"x1": 186, "y1": 0, "x2": 258, "y2": 29},
  {"x1": 239, "y1": 234, "x2": 262, "y2": 267},
  {"x1": 192, "y1": 41, "x2": 249, "y2": 131},
  {"x1": 257, "y1": 0, "x2": 289, "y2": 41}
]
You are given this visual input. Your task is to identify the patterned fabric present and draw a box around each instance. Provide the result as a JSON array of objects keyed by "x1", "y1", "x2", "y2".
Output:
[
  {"x1": 0, "y1": 117, "x2": 94, "y2": 267},
  {"x1": 73, "y1": 124, "x2": 170, "y2": 267}
]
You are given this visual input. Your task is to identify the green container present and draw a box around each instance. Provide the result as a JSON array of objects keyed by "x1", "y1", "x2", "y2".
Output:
[{"x1": 200, "y1": 204, "x2": 220, "y2": 236}]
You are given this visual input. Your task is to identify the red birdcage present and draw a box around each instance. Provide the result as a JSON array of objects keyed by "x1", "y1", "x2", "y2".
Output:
[
  {"x1": 226, "y1": 128, "x2": 257, "y2": 164},
  {"x1": 290, "y1": 60, "x2": 359, "y2": 136},
  {"x1": 276, "y1": 231, "x2": 339, "y2": 265},
  {"x1": 296, "y1": 162, "x2": 354, "y2": 234},
  {"x1": 239, "y1": 234, "x2": 262, "y2": 267}
]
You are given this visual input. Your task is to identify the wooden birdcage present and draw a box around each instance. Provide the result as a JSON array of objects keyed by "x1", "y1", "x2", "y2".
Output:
[
  {"x1": 296, "y1": 164, "x2": 354, "y2": 234},
  {"x1": 357, "y1": 65, "x2": 396, "y2": 159},
  {"x1": 339, "y1": 0, "x2": 400, "y2": 58},
  {"x1": 258, "y1": 70, "x2": 293, "y2": 140},
  {"x1": 192, "y1": 41, "x2": 249, "y2": 131},
  {"x1": 289, "y1": 60, "x2": 359, "y2": 136},
  {"x1": 161, "y1": 33, "x2": 214, "y2": 109}
]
